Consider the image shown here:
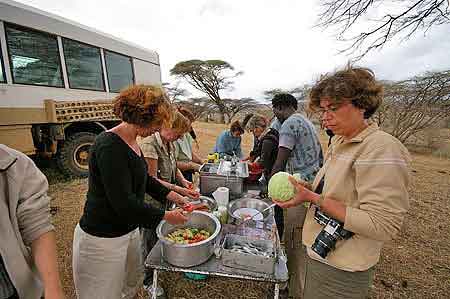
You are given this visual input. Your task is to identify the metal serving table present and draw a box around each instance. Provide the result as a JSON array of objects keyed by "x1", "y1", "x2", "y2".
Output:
[{"x1": 145, "y1": 189, "x2": 289, "y2": 299}]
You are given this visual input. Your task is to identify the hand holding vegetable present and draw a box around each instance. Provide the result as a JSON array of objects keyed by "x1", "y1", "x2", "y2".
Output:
[
  {"x1": 178, "y1": 186, "x2": 200, "y2": 199},
  {"x1": 273, "y1": 176, "x2": 315, "y2": 208},
  {"x1": 181, "y1": 179, "x2": 193, "y2": 190},
  {"x1": 164, "y1": 209, "x2": 188, "y2": 225}
]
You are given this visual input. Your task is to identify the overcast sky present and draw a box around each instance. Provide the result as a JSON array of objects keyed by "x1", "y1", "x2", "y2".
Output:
[{"x1": 16, "y1": 0, "x2": 450, "y2": 100}]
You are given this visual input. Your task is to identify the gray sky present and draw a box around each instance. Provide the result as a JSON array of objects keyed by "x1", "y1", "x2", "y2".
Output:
[{"x1": 16, "y1": 0, "x2": 450, "y2": 100}]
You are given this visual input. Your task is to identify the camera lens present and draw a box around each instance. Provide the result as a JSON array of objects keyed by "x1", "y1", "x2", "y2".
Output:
[{"x1": 311, "y1": 230, "x2": 336, "y2": 258}]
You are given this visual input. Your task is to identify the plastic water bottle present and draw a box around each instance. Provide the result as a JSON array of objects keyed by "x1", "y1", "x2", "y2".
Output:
[{"x1": 217, "y1": 206, "x2": 228, "y2": 224}]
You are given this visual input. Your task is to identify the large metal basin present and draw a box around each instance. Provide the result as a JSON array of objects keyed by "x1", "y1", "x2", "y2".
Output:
[
  {"x1": 227, "y1": 197, "x2": 272, "y2": 225},
  {"x1": 156, "y1": 211, "x2": 221, "y2": 267}
]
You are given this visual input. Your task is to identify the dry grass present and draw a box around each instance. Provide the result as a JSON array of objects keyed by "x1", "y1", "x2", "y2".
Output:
[{"x1": 42, "y1": 122, "x2": 450, "y2": 299}]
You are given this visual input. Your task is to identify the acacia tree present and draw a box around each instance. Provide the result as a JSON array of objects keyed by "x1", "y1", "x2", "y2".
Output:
[
  {"x1": 163, "y1": 81, "x2": 189, "y2": 103},
  {"x1": 223, "y1": 98, "x2": 259, "y2": 122},
  {"x1": 377, "y1": 70, "x2": 450, "y2": 143},
  {"x1": 317, "y1": 0, "x2": 450, "y2": 59},
  {"x1": 170, "y1": 60, "x2": 243, "y2": 123},
  {"x1": 175, "y1": 97, "x2": 212, "y2": 120}
]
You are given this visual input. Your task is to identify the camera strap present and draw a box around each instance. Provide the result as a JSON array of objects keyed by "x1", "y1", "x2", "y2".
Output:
[{"x1": 314, "y1": 176, "x2": 325, "y2": 195}]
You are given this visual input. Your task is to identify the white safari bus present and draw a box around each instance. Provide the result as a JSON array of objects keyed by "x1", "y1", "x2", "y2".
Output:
[{"x1": 0, "y1": 0, "x2": 162, "y2": 176}]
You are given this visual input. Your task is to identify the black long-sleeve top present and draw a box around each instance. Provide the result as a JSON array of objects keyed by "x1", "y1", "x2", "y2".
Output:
[
  {"x1": 257, "y1": 128, "x2": 279, "y2": 180},
  {"x1": 79, "y1": 132, "x2": 170, "y2": 238}
]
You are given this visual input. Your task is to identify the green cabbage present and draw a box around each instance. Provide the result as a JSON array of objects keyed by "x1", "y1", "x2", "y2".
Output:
[
  {"x1": 268, "y1": 172, "x2": 295, "y2": 201},
  {"x1": 292, "y1": 173, "x2": 302, "y2": 181}
]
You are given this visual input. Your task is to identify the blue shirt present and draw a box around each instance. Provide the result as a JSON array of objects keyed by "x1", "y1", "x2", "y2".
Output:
[
  {"x1": 270, "y1": 118, "x2": 281, "y2": 131},
  {"x1": 278, "y1": 114, "x2": 323, "y2": 182},
  {"x1": 213, "y1": 130, "x2": 243, "y2": 158}
]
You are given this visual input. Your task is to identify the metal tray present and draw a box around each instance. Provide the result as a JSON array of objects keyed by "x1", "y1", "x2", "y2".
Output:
[
  {"x1": 199, "y1": 163, "x2": 245, "y2": 198},
  {"x1": 217, "y1": 161, "x2": 249, "y2": 178},
  {"x1": 220, "y1": 234, "x2": 276, "y2": 274}
]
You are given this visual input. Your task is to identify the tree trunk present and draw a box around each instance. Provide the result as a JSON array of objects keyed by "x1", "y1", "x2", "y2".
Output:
[
  {"x1": 218, "y1": 113, "x2": 225, "y2": 124},
  {"x1": 217, "y1": 105, "x2": 227, "y2": 124}
]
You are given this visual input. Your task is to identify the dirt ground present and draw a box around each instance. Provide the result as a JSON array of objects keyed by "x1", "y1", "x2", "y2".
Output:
[{"x1": 41, "y1": 122, "x2": 450, "y2": 299}]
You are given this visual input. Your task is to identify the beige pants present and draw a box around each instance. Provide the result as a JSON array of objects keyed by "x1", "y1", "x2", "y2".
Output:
[
  {"x1": 284, "y1": 205, "x2": 307, "y2": 299},
  {"x1": 72, "y1": 225, "x2": 143, "y2": 299}
]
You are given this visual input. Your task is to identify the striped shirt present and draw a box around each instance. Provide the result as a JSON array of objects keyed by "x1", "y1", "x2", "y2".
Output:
[{"x1": 0, "y1": 255, "x2": 15, "y2": 299}]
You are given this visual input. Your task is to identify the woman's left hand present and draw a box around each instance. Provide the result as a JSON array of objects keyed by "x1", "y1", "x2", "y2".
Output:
[
  {"x1": 273, "y1": 176, "x2": 315, "y2": 208},
  {"x1": 177, "y1": 186, "x2": 200, "y2": 199},
  {"x1": 171, "y1": 192, "x2": 190, "y2": 207},
  {"x1": 181, "y1": 179, "x2": 193, "y2": 190}
]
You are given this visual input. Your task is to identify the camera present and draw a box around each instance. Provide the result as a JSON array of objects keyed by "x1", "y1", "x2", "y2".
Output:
[{"x1": 311, "y1": 207, "x2": 354, "y2": 258}]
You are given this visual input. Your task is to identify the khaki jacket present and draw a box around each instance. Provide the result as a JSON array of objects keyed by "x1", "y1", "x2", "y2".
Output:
[
  {"x1": 174, "y1": 133, "x2": 194, "y2": 163},
  {"x1": 0, "y1": 144, "x2": 54, "y2": 298},
  {"x1": 303, "y1": 123, "x2": 411, "y2": 271},
  {"x1": 138, "y1": 133, "x2": 177, "y2": 183}
]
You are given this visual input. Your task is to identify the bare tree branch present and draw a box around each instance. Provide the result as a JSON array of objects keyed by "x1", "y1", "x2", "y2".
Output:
[
  {"x1": 223, "y1": 98, "x2": 259, "y2": 122},
  {"x1": 163, "y1": 81, "x2": 189, "y2": 103},
  {"x1": 375, "y1": 70, "x2": 450, "y2": 143},
  {"x1": 175, "y1": 97, "x2": 213, "y2": 120},
  {"x1": 317, "y1": 0, "x2": 450, "y2": 59}
]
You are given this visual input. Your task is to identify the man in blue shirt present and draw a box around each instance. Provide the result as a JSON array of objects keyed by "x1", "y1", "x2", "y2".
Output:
[
  {"x1": 269, "y1": 93, "x2": 323, "y2": 298},
  {"x1": 213, "y1": 120, "x2": 244, "y2": 158},
  {"x1": 270, "y1": 94, "x2": 323, "y2": 180},
  {"x1": 270, "y1": 92, "x2": 324, "y2": 238}
]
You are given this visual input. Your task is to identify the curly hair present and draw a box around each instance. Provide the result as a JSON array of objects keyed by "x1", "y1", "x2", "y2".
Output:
[
  {"x1": 308, "y1": 66, "x2": 383, "y2": 119},
  {"x1": 230, "y1": 120, "x2": 244, "y2": 134},
  {"x1": 272, "y1": 93, "x2": 298, "y2": 110},
  {"x1": 113, "y1": 85, "x2": 172, "y2": 128},
  {"x1": 244, "y1": 114, "x2": 269, "y2": 131},
  {"x1": 177, "y1": 106, "x2": 195, "y2": 123},
  {"x1": 171, "y1": 111, "x2": 191, "y2": 135}
]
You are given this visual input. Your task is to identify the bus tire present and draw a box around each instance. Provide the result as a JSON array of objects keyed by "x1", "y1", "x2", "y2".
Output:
[{"x1": 57, "y1": 132, "x2": 96, "y2": 177}]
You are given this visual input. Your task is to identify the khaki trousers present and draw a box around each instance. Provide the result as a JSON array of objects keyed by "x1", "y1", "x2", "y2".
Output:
[
  {"x1": 72, "y1": 225, "x2": 143, "y2": 299},
  {"x1": 283, "y1": 205, "x2": 307, "y2": 299},
  {"x1": 303, "y1": 255, "x2": 374, "y2": 299}
]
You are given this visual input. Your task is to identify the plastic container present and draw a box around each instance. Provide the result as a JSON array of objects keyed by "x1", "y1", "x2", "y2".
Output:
[{"x1": 218, "y1": 206, "x2": 228, "y2": 224}]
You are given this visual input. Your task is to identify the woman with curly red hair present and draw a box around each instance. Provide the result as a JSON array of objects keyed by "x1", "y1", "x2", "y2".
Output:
[{"x1": 72, "y1": 85, "x2": 189, "y2": 299}]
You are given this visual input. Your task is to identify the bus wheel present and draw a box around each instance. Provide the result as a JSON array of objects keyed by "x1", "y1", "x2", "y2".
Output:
[{"x1": 57, "y1": 132, "x2": 96, "y2": 177}]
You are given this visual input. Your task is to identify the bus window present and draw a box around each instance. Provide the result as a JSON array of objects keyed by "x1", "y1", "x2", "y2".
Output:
[
  {"x1": 5, "y1": 23, "x2": 63, "y2": 87},
  {"x1": 62, "y1": 38, "x2": 105, "y2": 91},
  {"x1": 104, "y1": 50, "x2": 134, "y2": 93},
  {"x1": 0, "y1": 41, "x2": 5, "y2": 83}
]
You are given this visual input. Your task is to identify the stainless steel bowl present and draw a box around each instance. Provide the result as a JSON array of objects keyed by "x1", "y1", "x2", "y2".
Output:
[
  {"x1": 156, "y1": 211, "x2": 221, "y2": 267},
  {"x1": 169, "y1": 196, "x2": 217, "y2": 212},
  {"x1": 196, "y1": 195, "x2": 218, "y2": 212},
  {"x1": 227, "y1": 197, "x2": 271, "y2": 225}
]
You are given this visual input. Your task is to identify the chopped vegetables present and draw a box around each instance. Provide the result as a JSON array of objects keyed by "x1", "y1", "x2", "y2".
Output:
[{"x1": 165, "y1": 228, "x2": 211, "y2": 244}]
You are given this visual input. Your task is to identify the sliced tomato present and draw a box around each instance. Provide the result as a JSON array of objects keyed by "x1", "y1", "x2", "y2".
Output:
[{"x1": 183, "y1": 203, "x2": 194, "y2": 212}]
